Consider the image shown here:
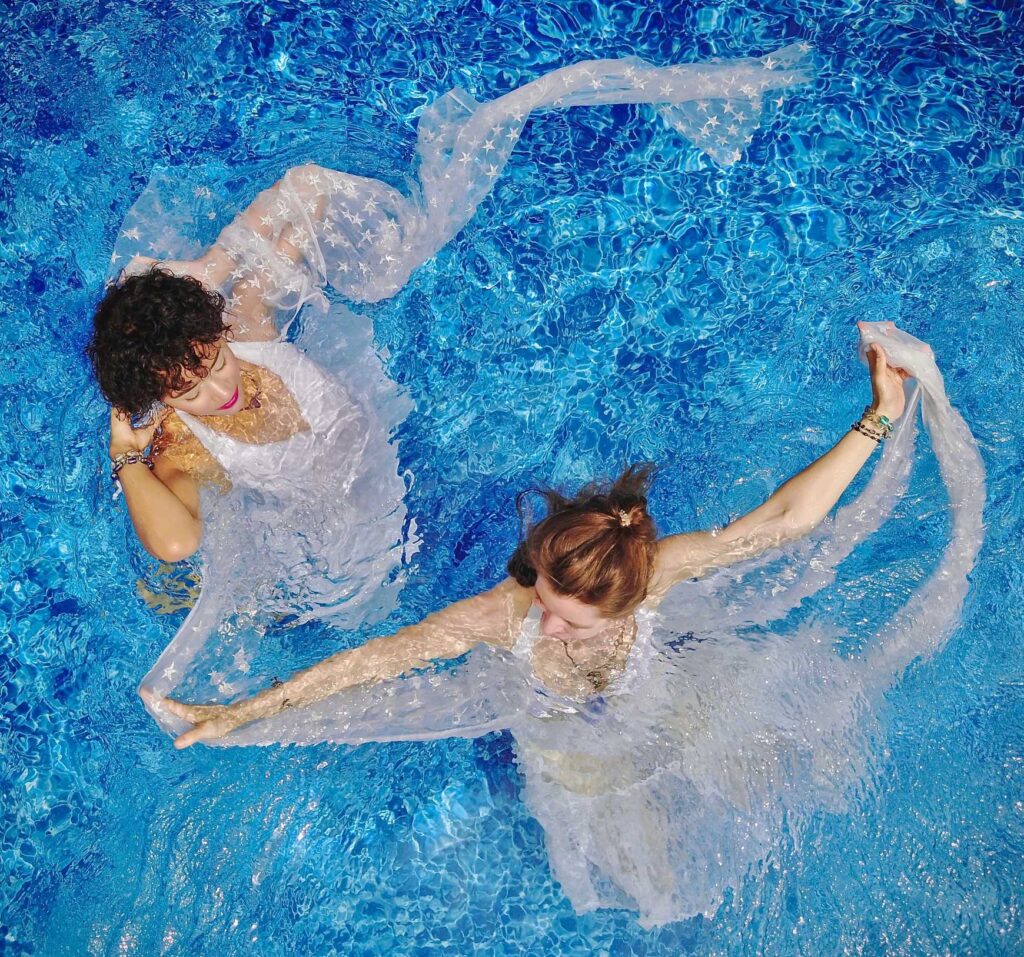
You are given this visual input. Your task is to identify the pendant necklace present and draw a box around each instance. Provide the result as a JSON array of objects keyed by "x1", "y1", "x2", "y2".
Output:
[
  {"x1": 563, "y1": 616, "x2": 634, "y2": 690},
  {"x1": 240, "y1": 369, "x2": 263, "y2": 411}
]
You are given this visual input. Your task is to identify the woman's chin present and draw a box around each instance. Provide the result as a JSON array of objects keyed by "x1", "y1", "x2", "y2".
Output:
[{"x1": 192, "y1": 402, "x2": 241, "y2": 418}]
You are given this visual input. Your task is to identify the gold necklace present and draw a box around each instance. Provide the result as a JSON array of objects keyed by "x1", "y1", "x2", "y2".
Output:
[
  {"x1": 562, "y1": 616, "x2": 635, "y2": 691},
  {"x1": 240, "y1": 369, "x2": 263, "y2": 411}
]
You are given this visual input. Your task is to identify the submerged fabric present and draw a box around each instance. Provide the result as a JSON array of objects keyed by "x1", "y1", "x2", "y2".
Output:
[{"x1": 516, "y1": 329, "x2": 984, "y2": 924}]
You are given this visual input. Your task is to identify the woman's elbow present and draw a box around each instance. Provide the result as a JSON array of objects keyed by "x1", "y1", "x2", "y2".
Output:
[
  {"x1": 144, "y1": 531, "x2": 201, "y2": 564},
  {"x1": 775, "y1": 506, "x2": 823, "y2": 542},
  {"x1": 284, "y1": 163, "x2": 326, "y2": 190}
]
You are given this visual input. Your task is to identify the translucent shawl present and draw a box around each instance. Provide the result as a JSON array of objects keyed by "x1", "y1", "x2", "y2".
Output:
[{"x1": 112, "y1": 44, "x2": 986, "y2": 924}]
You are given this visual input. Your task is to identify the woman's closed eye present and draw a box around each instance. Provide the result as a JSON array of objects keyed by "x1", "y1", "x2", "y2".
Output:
[{"x1": 178, "y1": 351, "x2": 226, "y2": 400}]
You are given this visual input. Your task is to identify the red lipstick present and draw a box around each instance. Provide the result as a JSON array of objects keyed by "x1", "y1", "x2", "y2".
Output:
[{"x1": 218, "y1": 388, "x2": 239, "y2": 411}]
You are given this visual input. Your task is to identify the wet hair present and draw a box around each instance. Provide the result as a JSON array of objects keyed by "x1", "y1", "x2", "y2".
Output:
[
  {"x1": 507, "y1": 463, "x2": 658, "y2": 617},
  {"x1": 86, "y1": 266, "x2": 229, "y2": 415}
]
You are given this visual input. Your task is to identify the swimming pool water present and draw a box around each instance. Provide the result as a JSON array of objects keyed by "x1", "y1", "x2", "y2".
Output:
[{"x1": 2, "y1": 0, "x2": 1023, "y2": 953}]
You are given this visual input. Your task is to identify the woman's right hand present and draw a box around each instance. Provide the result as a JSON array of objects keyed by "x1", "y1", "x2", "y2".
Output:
[{"x1": 108, "y1": 406, "x2": 170, "y2": 460}]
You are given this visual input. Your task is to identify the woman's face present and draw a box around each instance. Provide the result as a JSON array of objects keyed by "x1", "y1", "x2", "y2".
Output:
[
  {"x1": 534, "y1": 574, "x2": 611, "y2": 642},
  {"x1": 161, "y1": 338, "x2": 244, "y2": 416}
]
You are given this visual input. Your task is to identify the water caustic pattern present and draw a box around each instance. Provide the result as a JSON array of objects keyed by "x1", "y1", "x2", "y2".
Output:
[{"x1": 2, "y1": 0, "x2": 1023, "y2": 953}]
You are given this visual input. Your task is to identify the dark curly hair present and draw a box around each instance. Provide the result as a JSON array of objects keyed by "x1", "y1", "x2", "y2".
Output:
[
  {"x1": 87, "y1": 266, "x2": 230, "y2": 415},
  {"x1": 507, "y1": 463, "x2": 658, "y2": 617}
]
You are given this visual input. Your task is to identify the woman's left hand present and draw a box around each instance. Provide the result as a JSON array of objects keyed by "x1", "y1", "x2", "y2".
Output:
[{"x1": 144, "y1": 692, "x2": 245, "y2": 749}]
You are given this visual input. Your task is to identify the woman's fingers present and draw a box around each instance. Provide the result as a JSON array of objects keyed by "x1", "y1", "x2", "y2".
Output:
[
  {"x1": 164, "y1": 698, "x2": 223, "y2": 723},
  {"x1": 173, "y1": 726, "x2": 208, "y2": 749},
  {"x1": 173, "y1": 717, "x2": 235, "y2": 749},
  {"x1": 868, "y1": 342, "x2": 888, "y2": 378},
  {"x1": 162, "y1": 697, "x2": 192, "y2": 720},
  {"x1": 142, "y1": 692, "x2": 235, "y2": 749}
]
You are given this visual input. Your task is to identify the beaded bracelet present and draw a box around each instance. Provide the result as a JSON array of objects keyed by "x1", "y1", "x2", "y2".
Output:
[
  {"x1": 110, "y1": 451, "x2": 154, "y2": 485},
  {"x1": 860, "y1": 405, "x2": 894, "y2": 438},
  {"x1": 851, "y1": 420, "x2": 885, "y2": 443}
]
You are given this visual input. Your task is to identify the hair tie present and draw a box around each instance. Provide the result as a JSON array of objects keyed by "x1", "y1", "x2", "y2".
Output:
[{"x1": 617, "y1": 509, "x2": 632, "y2": 527}]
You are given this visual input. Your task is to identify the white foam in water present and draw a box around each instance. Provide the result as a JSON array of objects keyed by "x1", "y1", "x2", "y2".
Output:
[{"x1": 113, "y1": 46, "x2": 984, "y2": 923}]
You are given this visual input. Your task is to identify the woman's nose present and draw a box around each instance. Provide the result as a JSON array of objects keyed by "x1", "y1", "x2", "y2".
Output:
[{"x1": 209, "y1": 377, "x2": 233, "y2": 402}]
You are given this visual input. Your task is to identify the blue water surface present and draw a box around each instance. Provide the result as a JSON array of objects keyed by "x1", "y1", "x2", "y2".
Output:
[{"x1": 2, "y1": 0, "x2": 1024, "y2": 954}]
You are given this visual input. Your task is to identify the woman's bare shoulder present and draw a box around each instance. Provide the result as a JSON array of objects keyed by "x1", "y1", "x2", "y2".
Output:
[
  {"x1": 152, "y1": 413, "x2": 227, "y2": 487},
  {"x1": 647, "y1": 530, "x2": 720, "y2": 602},
  {"x1": 452, "y1": 577, "x2": 534, "y2": 651}
]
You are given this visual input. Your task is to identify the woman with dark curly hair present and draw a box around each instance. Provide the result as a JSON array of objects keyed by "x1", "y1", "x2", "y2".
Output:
[{"x1": 89, "y1": 164, "x2": 347, "y2": 563}]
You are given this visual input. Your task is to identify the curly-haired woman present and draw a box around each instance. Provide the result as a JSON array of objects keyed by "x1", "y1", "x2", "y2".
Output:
[{"x1": 88, "y1": 162, "x2": 356, "y2": 562}]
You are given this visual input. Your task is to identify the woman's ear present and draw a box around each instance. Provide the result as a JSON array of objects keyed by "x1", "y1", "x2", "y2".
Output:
[{"x1": 507, "y1": 545, "x2": 538, "y2": 587}]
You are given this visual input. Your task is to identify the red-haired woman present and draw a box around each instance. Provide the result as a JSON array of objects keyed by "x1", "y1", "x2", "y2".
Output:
[{"x1": 149, "y1": 321, "x2": 988, "y2": 926}]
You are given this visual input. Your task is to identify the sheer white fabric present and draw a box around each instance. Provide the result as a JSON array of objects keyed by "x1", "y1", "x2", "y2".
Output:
[
  {"x1": 109, "y1": 44, "x2": 813, "y2": 306},
  {"x1": 138, "y1": 333, "x2": 414, "y2": 707},
  {"x1": 512, "y1": 325, "x2": 984, "y2": 924},
  {"x1": 111, "y1": 181, "x2": 416, "y2": 705}
]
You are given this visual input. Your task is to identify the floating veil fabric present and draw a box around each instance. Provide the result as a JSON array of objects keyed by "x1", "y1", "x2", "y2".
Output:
[{"x1": 109, "y1": 44, "x2": 813, "y2": 306}]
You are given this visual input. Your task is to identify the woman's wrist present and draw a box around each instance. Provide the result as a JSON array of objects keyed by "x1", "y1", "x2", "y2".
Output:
[
  {"x1": 869, "y1": 401, "x2": 901, "y2": 421},
  {"x1": 109, "y1": 450, "x2": 156, "y2": 489},
  {"x1": 113, "y1": 457, "x2": 153, "y2": 474},
  {"x1": 851, "y1": 405, "x2": 896, "y2": 444},
  {"x1": 109, "y1": 442, "x2": 144, "y2": 460}
]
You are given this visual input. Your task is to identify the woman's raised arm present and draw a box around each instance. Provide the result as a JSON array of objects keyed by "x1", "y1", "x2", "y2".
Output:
[
  {"x1": 121, "y1": 165, "x2": 337, "y2": 341},
  {"x1": 650, "y1": 328, "x2": 911, "y2": 596},
  {"x1": 191, "y1": 164, "x2": 330, "y2": 281},
  {"x1": 156, "y1": 577, "x2": 533, "y2": 749}
]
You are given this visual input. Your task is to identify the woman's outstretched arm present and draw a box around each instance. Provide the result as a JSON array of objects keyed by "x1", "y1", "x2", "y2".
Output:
[
  {"x1": 192, "y1": 165, "x2": 331, "y2": 281},
  {"x1": 125, "y1": 164, "x2": 335, "y2": 340},
  {"x1": 650, "y1": 329, "x2": 910, "y2": 596},
  {"x1": 156, "y1": 578, "x2": 533, "y2": 749}
]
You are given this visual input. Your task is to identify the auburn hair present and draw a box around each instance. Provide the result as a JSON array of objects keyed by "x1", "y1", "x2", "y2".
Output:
[{"x1": 507, "y1": 463, "x2": 658, "y2": 617}]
